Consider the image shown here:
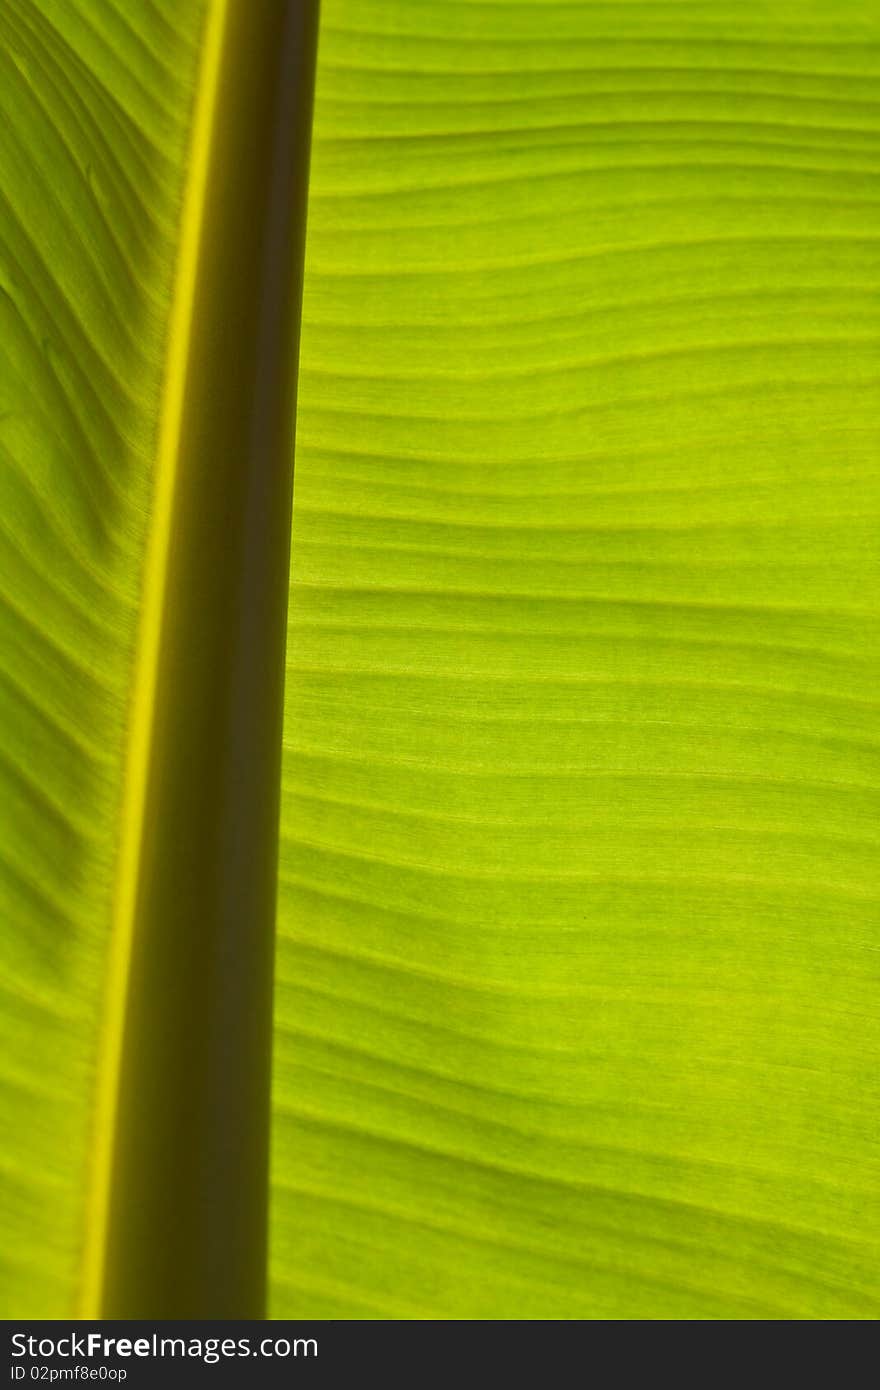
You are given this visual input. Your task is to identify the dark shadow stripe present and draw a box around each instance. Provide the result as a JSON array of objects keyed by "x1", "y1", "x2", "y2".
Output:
[{"x1": 102, "y1": 0, "x2": 320, "y2": 1318}]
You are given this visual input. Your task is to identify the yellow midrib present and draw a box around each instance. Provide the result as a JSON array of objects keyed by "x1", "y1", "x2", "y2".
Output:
[{"x1": 77, "y1": 0, "x2": 232, "y2": 1320}]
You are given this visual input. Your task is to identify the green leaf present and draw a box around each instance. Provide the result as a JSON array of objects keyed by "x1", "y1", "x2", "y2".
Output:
[
  {"x1": 271, "y1": 0, "x2": 880, "y2": 1318},
  {"x1": 0, "y1": 0, "x2": 204, "y2": 1316},
  {"x1": 0, "y1": 0, "x2": 320, "y2": 1318},
  {"x1": 1, "y1": 0, "x2": 878, "y2": 1323}
]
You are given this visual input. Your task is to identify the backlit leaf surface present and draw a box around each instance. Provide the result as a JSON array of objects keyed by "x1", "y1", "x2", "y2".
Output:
[
  {"x1": 0, "y1": 0, "x2": 203, "y2": 1315},
  {"x1": 272, "y1": 0, "x2": 880, "y2": 1319}
]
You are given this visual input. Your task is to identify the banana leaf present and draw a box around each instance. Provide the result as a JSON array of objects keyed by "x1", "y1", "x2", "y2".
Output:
[{"x1": 1, "y1": 0, "x2": 878, "y2": 1320}]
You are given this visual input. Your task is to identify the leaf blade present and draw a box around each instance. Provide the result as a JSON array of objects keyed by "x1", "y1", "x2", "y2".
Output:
[
  {"x1": 0, "y1": 0, "x2": 204, "y2": 1316},
  {"x1": 273, "y1": 0, "x2": 880, "y2": 1319}
]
